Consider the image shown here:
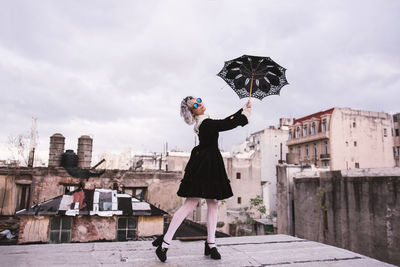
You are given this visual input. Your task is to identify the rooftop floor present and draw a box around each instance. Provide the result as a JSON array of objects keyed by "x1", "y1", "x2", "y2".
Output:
[{"x1": 0, "y1": 235, "x2": 395, "y2": 267}]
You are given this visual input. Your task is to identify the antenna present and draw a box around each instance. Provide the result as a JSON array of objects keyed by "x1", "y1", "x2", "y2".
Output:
[{"x1": 28, "y1": 117, "x2": 38, "y2": 167}]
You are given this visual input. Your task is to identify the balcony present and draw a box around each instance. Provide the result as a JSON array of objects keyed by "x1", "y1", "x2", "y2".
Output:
[
  {"x1": 320, "y1": 154, "x2": 330, "y2": 160},
  {"x1": 286, "y1": 131, "x2": 329, "y2": 146}
]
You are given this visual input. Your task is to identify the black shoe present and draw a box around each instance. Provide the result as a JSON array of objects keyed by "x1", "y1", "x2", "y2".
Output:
[
  {"x1": 205, "y1": 241, "x2": 221, "y2": 260},
  {"x1": 156, "y1": 245, "x2": 168, "y2": 262},
  {"x1": 153, "y1": 235, "x2": 170, "y2": 262},
  {"x1": 152, "y1": 235, "x2": 164, "y2": 247}
]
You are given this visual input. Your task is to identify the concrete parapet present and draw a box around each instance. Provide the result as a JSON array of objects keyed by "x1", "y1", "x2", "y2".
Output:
[{"x1": 292, "y1": 169, "x2": 400, "y2": 266}]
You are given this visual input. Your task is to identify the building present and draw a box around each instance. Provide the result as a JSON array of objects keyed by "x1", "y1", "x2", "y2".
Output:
[
  {"x1": 0, "y1": 133, "x2": 240, "y2": 243},
  {"x1": 16, "y1": 188, "x2": 167, "y2": 244},
  {"x1": 286, "y1": 107, "x2": 396, "y2": 170},
  {"x1": 393, "y1": 113, "x2": 400, "y2": 167},
  {"x1": 232, "y1": 118, "x2": 292, "y2": 215}
]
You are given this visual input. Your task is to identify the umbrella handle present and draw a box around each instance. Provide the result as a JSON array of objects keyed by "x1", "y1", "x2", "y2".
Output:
[{"x1": 249, "y1": 76, "x2": 254, "y2": 103}]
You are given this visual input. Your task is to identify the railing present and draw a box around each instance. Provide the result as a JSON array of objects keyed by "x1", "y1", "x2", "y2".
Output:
[
  {"x1": 320, "y1": 154, "x2": 330, "y2": 159},
  {"x1": 286, "y1": 131, "x2": 329, "y2": 146}
]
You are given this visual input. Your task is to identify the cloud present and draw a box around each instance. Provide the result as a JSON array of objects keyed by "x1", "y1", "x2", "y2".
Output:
[{"x1": 1, "y1": 0, "x2": 399, "y2": 163}]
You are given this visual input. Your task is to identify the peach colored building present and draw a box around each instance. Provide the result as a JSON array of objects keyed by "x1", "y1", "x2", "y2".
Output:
[{"x1": 286, "y1": 107, "x2": 396, "y2": 170}]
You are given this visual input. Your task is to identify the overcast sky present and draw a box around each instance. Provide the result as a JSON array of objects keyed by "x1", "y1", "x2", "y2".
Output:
[{"x1": 1, "y1": 0, "x2": 399, "y2": 164}]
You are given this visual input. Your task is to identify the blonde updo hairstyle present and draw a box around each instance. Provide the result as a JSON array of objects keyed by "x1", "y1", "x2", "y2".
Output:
[{"x1": 180, "y1": 96, "x2": 196, "y2": 125}]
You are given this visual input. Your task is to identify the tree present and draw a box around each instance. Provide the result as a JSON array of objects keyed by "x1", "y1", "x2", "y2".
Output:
[
  {"x1": 250, "y1": 195, "x2": 267, "y2": 218},
  {"x1": 7, "y1": 133, "x2": 29, "y2": 166}
]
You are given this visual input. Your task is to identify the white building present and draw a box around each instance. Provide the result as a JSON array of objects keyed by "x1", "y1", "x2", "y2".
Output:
[{"x1": 232, "y1": 118, "x2": 292, "y2": 215}]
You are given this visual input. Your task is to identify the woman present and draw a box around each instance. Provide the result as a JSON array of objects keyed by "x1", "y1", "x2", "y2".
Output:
[{"x1": 152, "y1": 96, "x2": 251, "y2": 262}]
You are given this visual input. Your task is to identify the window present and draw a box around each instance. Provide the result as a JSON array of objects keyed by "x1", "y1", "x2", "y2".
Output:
[
  {"x1": 305, "y1": 144, "x2": 309, "y2": 156},
  {"x1": 322, "y1": 119, "x2": 327, "y2": 132},
  {"x1": 303, "y1": 125, "x2": 308, "y2": 137},
  {"x1": 354, "y1": 141, "x2": 357, "y2": 147},
  {"x1": 324, "y1": 141, "x2": 329, "y2": 154},
  {"x1": 290, "y1": 147, "x2": 293, "y2": 153},
  {"x1": 124, "y1": 187, "x2": 147, "y2": 200},
  {"x1": 311, "y1": 123, "x2": 316, "y2": 134},
  {"x1": 237, "y1": 197, "x2": 241, "y2": 204},
  {"x1": 117, "y1": 217, "x2": 138, "y2": 241},
  {"x1": 236, "y1": 172, "x2": 241, "y2": 179},
  {"x1": 383, "y1": 128, "x2": 388, "y2": 137},
  {"x1": 49, "y1": 217, "x2": 72, "y2": 244},
  {"x1": 353, "y1": 122, "x2": 356, "y2": 127},
  {"x1": 296, "y1": 127, "x2": 301, "y2": 138},
  {"x1": 99, "y1": 191, "x2": 112, "y2": 211},
  {"x1": 16, "y1": 184, "x2": 30, "y2": 211},
  {"x1": 313, "y1": 143, "x2": 317, "y2": 156},
  {"x1": 355, "y1": 163, "x2": 360, "y2": 168},
  {"x1": 288, "y1": 130, "x2": 292, "y2": 140},
  {"x1": 297, "y1": 146, "x2": 301, "y2": 156},
  {"x1": 346, "y1": 141, "x2": 349, "y2": 146},
  {"x1": 64, "y1": 184, "x2": 77, "y2": 194}
]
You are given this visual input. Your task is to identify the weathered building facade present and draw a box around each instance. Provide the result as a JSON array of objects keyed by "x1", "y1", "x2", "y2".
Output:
[
  {"x1": 16, "y1": 188, "x2": 166, "y2": 244},
  {"x1": 287, "y1": 107, "x2": 396, "y2": 170}
]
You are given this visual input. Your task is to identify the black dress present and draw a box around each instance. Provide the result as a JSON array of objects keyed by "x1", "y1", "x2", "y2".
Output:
[{"x1": 177, "y1": 108, "x2": 249, "y2": 200}]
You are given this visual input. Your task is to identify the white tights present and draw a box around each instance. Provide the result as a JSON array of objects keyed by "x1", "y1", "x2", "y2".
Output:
[{"x1": 162, "y1": 197, "x2": 219, "y2": 249}]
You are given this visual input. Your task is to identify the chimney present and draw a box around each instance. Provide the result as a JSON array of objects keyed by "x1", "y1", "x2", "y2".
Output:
[
  {"x1": 48, "y1": 133, "x2": 65, "y2": 167},
  {"x1": 77, "y1": 135, "x2": 93, "y2": 169}
]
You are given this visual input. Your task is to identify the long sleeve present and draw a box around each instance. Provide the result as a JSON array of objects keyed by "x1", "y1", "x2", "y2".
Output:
[{"x1": 203, "y1": 108, "x2": 248, "y2": 132}]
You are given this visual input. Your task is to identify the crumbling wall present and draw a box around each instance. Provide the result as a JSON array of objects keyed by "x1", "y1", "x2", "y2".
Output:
[
  {"x1": 18, "y1": 216, "x2": 49, "y2": 244},
  {"x1": 71, "y1": 216, "x2": 116, "y2": 242},
  {"x1": 29, "y1": 168, "x2": 182, "y2": 214},
  {"x1": 137, "y1": 216, "x2": 163, "y2": 237},
  {"x1": 277, "y1": 166, "x2": 289, "y2": 234},
  {"x1": 0, "y1": 175, "x2": 18, "y2": 215},
  {"x1": 293, "y1": 170, "x2": 400, "y2": 266}
]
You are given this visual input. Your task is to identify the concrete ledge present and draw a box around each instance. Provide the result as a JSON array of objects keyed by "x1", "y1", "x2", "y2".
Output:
[{"x1": 0, "y1": 235, "x2": 395, "y2": 266}]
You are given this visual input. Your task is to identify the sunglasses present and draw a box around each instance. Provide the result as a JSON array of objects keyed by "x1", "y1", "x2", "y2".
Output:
[{"x1": 192, "y1": 98, "x2": 202, "y2": 109}]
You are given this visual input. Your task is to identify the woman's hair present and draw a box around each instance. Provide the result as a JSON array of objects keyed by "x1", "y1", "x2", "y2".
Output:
[{"x1": 180, "y1": 96, "x2": 195, "y2": 125}]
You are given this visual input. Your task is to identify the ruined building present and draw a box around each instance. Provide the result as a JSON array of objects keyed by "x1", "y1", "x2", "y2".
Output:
[{"x1": 0, "y1": 133, "x2": 185, "y2": 243}]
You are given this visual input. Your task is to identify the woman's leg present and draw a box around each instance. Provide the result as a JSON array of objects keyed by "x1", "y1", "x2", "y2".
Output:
[
  {"x1": 162, "y1": 197, "x2": 201, "y2": 248},
  {"x1": 206, "y1": 198, "x2": 219, "y2": 248}
]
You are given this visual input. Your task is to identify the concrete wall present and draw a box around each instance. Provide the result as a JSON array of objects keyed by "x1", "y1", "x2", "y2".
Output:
[
  {"x1": 292, "y1": 168, "x2": 400, "y2": 266},
  {"x1": 18, "y1": 216, "x2": 49, "y2": 244},
  {"x1": 71, "y1": 216, "x2": 116, "y2": 242},
  {"x1": 137, "y1": 216, "x2": 163, "y2": 237}
]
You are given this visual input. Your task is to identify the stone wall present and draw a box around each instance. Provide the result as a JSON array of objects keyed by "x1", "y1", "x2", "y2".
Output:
[{"x1": 292, "y1": 168, "x2": 400, "y2": 266}]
